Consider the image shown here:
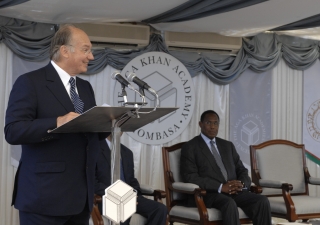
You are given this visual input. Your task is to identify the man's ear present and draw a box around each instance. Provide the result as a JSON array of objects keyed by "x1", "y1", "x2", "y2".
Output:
[{"x1": 60, "y1": 45, "x2": 70, "y2": 59}]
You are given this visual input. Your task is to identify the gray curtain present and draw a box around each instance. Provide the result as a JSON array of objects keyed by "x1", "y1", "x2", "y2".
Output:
[
  {"x1": 0, "y1": 0, "x2": 29, "y2": 9},
  {"x1": 1, "y1": 16, "x2": 320, "y2": 85},
  {"x1": 277, "y1": 35, "x2": 319, "y2": 70},
  {"x1": 142, "y1": 0, "x2": 267, "y2": 24},
  {"x1": 272, "y1": 13, "x2": 320, "y2": 31},
  {"x1": 0, "y1": 16, "x2": 57, "y2": 61},
  {"x1": 87, "y1": 32, "x2": 320, "y2": 85},
  {"x1": 86, "y1": 34, "x2": 170, "y2": 74}
]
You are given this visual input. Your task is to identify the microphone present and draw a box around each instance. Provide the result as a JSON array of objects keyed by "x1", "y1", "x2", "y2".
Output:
[
  {"x1": 126, "y1": 73, "x2": 156, "y2": 94},
  {"x1": 111, "y1": 72, "x2": 135, "y2": 91}
]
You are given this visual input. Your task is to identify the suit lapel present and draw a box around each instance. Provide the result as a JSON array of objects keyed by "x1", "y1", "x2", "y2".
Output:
[
  {"x1": 198, "y1": 136, "x2": 214, "y2": 163},
  {"x1": 45, "y1": 63, "x2": 74, "y2": 113}
]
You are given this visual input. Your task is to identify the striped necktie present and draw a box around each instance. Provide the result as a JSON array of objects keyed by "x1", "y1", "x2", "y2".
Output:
[
  {"x1": 69, "y1": 77, "x2": 84, "y2": 114},
  {"x1": 210, "y1": 140, "x2": 228, "y2": 181}
]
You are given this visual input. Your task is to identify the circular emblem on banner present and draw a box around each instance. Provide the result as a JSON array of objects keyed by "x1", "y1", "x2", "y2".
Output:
[
  {"x1": 306, "y1": 99, "x2": 320, "y2": 142},
  {"x1": 232, "y1": 113, "x2": 267, "y2": 165},
  {"x1": 112, "y1": 52, "x2": 195, "y2": 145}
]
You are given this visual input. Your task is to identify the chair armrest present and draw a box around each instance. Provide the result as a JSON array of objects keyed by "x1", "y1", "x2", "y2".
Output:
[
  {"x1": 91, "y1": 194, "x2": 103, "y2": 225},
  {"x1": 172, "y1": 182, "x2": 199, "y2": 192},
  {"x1": 139, "y1": 184, "x2": 166, "y2": 201},
  {"x1": 259, "y1": 179, "x2": 293, "y2": 192},
  {"x1": 259, "y1": 179, "x2": 287, "y2": 188},
  {"x1": 170, "y1": 182, "x2": 205, "y2": 197},
  {"x1": 140, "y1": 184, "x2": 155, "y2": 194},
  {"x1": 171, "y1": 182, "x2": 209, "y2": 222},
  {"x1": 94, "y1": 194, "x2": 102, "y2": 204},
  {"x1": 308, "y1": 177, "x2": 320, "y2": 185},
  {"x1": 249, "y1": 184, "x2": 262, "y2": 194}
]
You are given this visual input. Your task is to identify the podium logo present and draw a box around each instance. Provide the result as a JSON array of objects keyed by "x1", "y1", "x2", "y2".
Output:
[
  {"x1": 306, "y1": 99, "x2": 320, "y2": 142},
  {"x1": 232, "y1": 113, "x2": 267, "y2": 165},
  {"x1": 113, "y1": 52, "x2": 195, "y2": 145}
]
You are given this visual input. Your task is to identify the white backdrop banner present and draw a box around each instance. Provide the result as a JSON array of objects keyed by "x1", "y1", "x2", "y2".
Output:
[
  {"x1": 229, "y1": 69, "x2": 272, "y2": 167},
  {"x1": 303, "y1": 60, "x2": 320, "y2": 160}
]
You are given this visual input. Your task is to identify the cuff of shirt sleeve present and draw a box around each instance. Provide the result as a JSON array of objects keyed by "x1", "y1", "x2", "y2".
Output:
[{"x1": 218, "y1": 183, "x2": 222, "y2": 193}]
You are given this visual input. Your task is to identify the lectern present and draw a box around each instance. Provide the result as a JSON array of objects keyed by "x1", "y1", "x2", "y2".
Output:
[{"x1": 50, "y1": 106, "x2": 177, "y2": 223}]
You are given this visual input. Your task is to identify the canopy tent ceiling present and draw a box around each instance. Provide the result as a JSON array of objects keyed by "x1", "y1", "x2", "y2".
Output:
[{"x1": 1, "y1": 0, "x2": 320, "y2": 40}]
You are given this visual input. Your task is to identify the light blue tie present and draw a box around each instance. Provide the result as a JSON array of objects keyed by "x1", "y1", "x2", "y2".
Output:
[{"x1": 69, "y1": 77, "x2": 84, "y2": 114}]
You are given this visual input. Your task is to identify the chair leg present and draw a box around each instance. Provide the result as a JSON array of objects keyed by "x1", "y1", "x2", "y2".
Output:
[{"x1": 167, "y1": 216, "x2": 173, "y2": 225}]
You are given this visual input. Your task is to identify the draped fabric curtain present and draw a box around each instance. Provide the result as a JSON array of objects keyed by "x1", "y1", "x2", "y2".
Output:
[
  {"x1": 87, "y1": 32, "x2": 320, "y2": 85},
  {"x1": 0, "y1": 16, "x2": 56, "y2": 61},
  {"x1": 272, "y1": 13, "x2": 320, "y2": 31},
  {"x1": 1, "y1": 15, "x2": 320, "y2": 85},
  {"x1": 142, "y1": 0, "x2": 267, "y2": 23},
  {"x1": 0, "y1": 43, "x2": 19, "y2": 225},
  {"x1": 0, "y1": 0, "x2": 29, "y2": 9},
  {"x1": 86, "y1": 34, "x2": 170, "y2": 74}
]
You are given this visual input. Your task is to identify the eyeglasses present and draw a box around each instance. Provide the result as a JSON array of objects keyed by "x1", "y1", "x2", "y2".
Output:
[
  {"x1": 66, "y1": 44, "x2": 92, "y2": 56},
  {"x1": 203, "y1": 121, "x2": 220, "y2": 127}
]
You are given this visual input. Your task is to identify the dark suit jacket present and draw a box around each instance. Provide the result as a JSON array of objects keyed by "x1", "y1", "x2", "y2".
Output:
[
  {"x1": 180, "y1": 135, "x2": 251, "y2": 194},
  {"x1": 95, "y1": 140, "x2": 141, "y2": 198},
  {"x1": 5, "y1": 63, "x2": 108, "y2": 216}
]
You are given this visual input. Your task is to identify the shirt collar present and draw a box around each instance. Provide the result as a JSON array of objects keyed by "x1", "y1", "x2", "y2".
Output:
[
  {"x1": 200, "y1": 132, "x2": 216, "y2": 145},
  {"x1": 51, "y1": 60, "x2": 76, "y2": 87},
  {"x1": 106, "y1": 138, "x2": 111, "y2": 149}
]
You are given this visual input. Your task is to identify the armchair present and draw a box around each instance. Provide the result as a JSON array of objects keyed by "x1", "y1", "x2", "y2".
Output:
[
  {"x1": 162, "y1": 142, "x2": 255, "y2": 225},
  {"x1": 250, "y1": 139, "x2": 320, "y2": 222}
]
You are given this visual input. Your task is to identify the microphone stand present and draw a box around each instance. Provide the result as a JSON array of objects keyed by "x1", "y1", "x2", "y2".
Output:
[
  {"x1": 139, "y1": 88, "x2": 145, "y2": 98},
  {"x1": 136, "y1": 89, "x2": 159, "y2": 114},
  {"x1": 120, "y1": 84, "x2": 128, "y2": 104},
  {"x1": 122, "y1": 87, "x2": 147, "y2": 118},
  {"x1": 109, "y1": 110, "x2": 137, "y2": 225}
]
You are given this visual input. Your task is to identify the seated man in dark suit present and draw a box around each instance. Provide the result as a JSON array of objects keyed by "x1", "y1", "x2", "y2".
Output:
[
  {"x1": 180, "y1": 110, "x2": 272, "y2": 225},
  {"x1": 95, "y1": 133, "x2": 167, "y2": 225}
]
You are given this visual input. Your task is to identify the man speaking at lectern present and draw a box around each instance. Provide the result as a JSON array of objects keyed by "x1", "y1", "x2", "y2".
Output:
[{"x1": 4, "y1": 24, "x2": 108, "y2": 225}]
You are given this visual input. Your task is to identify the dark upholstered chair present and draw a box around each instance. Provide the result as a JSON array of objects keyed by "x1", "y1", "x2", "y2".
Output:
[
  {"x1": 250, "y1": 139, "x2": 320, "y2": 222},
  {"x1": 162, "y1": 142, "x2": 257, "y2": 225}
]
